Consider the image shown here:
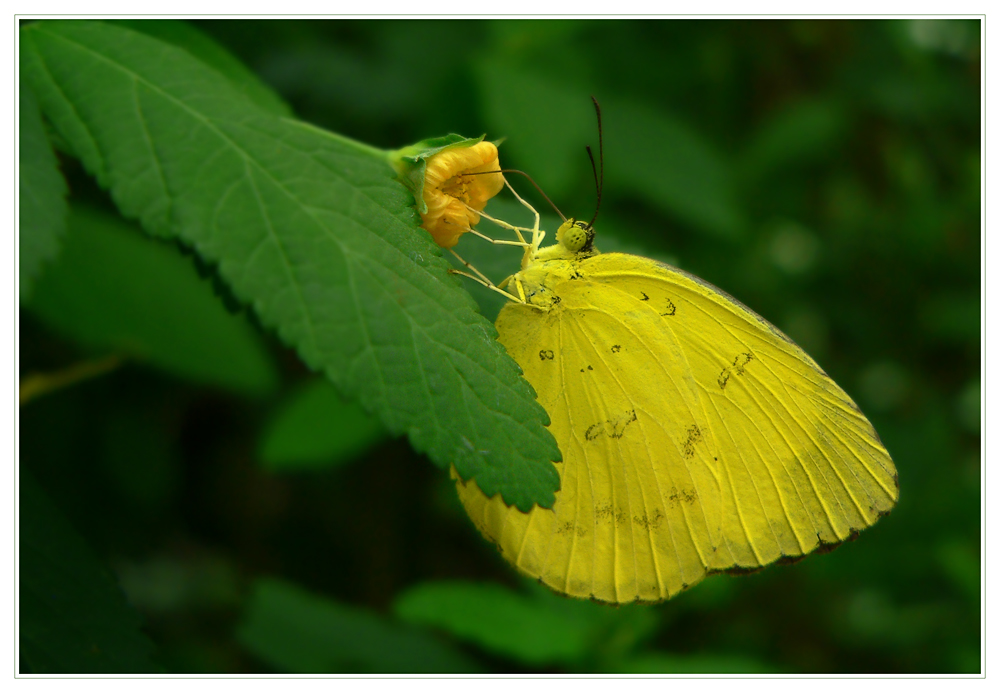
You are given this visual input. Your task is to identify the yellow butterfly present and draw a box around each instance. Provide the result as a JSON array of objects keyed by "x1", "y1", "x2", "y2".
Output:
[
  {"x1": 454, "y1": 215, "x2": 898, "y2": 603},
  {"x1": 448, "y1": 106, "x2": 902, "y2": 603}
]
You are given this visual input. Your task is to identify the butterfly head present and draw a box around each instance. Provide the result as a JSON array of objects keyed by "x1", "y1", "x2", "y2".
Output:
[{"x1": 556, "y1": 218, "x2": 597, "y2": 255}]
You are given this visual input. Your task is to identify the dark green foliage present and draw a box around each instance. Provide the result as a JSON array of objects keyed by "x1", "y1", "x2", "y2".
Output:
[
  {"x1": 236, "y1": 578, "x2": 481, "y2": 673},
  {"x1": 27, "y1": 206, "x2": 279, "y2": 395},
  {"x1": 257, "y1": 378, "x2": 388, "y2": 471},
  {"x1": 20, "y1": 472, "x2": 158, "y2": 673},
  {"x1": 393, "y1": 580, "x2": 660, "y2": 668},
  {"x1": 18, "y1": 19, "x2": 979, "y2": 674}
]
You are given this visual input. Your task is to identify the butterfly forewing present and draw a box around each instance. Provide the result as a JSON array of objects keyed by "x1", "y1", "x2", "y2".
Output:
[{"x1": 455, "y1": 251, "x2": 898, "y2": 604}]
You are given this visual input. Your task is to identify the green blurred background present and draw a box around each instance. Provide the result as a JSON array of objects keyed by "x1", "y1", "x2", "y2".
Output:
[{"x1": 19, "y1": 19, "x2": 981, "y2": 674}]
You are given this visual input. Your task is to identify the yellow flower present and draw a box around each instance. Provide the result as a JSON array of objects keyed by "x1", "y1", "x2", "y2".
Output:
[
  {"x1": 419, "y1": 141, "x2": 503, "y2": 248},
  {"x1": 391, "y1": 135, "x2": 504, "y2": 248}
]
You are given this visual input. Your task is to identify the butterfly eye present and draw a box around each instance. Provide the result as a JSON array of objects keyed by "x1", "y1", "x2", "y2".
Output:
[{"x1": 557, "y1": 219, "x2": 594, "y2": 254}]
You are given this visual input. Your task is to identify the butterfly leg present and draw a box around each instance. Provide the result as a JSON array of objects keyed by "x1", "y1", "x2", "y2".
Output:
[
  {"x1": 501, "y1": 176, "x2": 541, "y2": 245},
  {"x1": 497, "y1": 273, "x2": 528, "y2": 304},
  {"x1": 466, "y1": 227, "x2": 531, "y2": 247},
  {"x1": 473, "y1": 203, "x2": 545, "y2": 272},
  {"x1": 449, "y1": 249, "x2": 523, "y2": 303},
  {"x1": 462, "y1": 172, "x2": 543, "y2": 252},
  {"x1": 466, "y1": 205, "x2": 534, "y2": 249}
]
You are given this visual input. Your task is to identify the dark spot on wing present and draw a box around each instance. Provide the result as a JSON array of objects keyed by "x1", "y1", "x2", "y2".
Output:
[
  {"x1": 640, "y1": 291, "x2": 649, "y2": 301},
  {"x1": 718, "y1": 352, "x2": 754, "y2": 390},
  {"x1": 585, "y1": 423, "x2": 602, "y2": 441},
  {"x1": 594, "y1": 503, "x2": 628, "y2": 526},
  {"x1": 555, "y1": 521, "x2": 576, "y2": 535},
  {"x1": 661, "y1": 298, "x2": 676, "y2": 316},
  {"x1": 613, "y1": 410, "x2": 638, "y2": 438},
  {"x1": 667, "y1": 486, "x2": 698, "y2": 506},
  {"x1": 539, "y1": 349, "x2": 555, "y2": 361},
  {"x1": 584, "y1": 410, "x2": 638, "y2": 441},
  {"x1": 611, "y1": 344, "x2": 622, "y2": 353},
  {"x1": 682, "y1": 424, "x2": 703, "y2": 459},
  {"x1": 633, "y1": 508, "x2": 665, "y2": 531},
  {"x1": 579, "y1": 365, "x2": 594, "y2": 373}
]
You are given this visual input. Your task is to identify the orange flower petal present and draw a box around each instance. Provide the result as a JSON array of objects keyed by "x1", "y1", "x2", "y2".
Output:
[{"x1": 420, "y1": 142, "x2": 502, "y2": 248}]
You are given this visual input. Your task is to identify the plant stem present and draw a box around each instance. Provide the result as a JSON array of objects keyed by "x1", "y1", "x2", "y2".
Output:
[{"x1": 20, "y1": 354, "x2": 123, "y2": 406}]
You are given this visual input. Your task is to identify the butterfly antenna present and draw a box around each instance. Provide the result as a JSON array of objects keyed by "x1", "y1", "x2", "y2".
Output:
[
  {"x1": 469, "y1": 168, "x2": 566, "y2": 222},
  {"x1": 587, "y1": 96, "x2": 604, "y2": 229},
  {"x1": 586, "y1": 146, "x2": 601, "y2": 226}
]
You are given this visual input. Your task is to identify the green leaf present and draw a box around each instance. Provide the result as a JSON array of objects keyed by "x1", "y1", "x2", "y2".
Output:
[
  {"x1": 258, "y1": 378, "x2": 389, "y2": 471},
  {"x1": 21, "y1": 20, "x2": 560, "y2": 511},
  {"x1": 26, "y1": 204, "x2": 279, "y2": 396},
  {"x1": 19, "y1": 471, "x2": 158, "y2": 673},
  {"x1": 394, "y1": 580, "x2": 604, "y2": 666},
  {"x1": 111, "y1": 19, "x2": 293, "y2": 118},
  {"x1": 19, "y1": 81, "x2": 68, "y2": 299},
  {"x1": 236, "y1": 578, "x2": 481, "y2": 673}
]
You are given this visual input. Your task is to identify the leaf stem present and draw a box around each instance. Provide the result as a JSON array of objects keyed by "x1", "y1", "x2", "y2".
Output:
[{"x1": 20, "y1": 354, "x2": 123, "y2": 406}]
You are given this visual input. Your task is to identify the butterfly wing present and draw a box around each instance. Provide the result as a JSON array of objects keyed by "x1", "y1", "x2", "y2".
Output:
[{"x1": 455, "y1": 252, "x2": 898, "y2": 603}]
